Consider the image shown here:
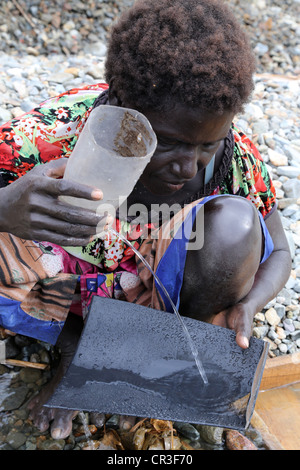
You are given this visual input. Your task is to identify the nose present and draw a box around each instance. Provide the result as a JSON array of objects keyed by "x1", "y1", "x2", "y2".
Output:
[{"x1": 170, "y1": 146, "x2": 199, "y2": 181}]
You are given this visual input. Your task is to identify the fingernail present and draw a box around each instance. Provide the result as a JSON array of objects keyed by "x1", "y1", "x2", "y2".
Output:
[{"x1": 91, "y1": 189, "x2": 103, "y2": 200}]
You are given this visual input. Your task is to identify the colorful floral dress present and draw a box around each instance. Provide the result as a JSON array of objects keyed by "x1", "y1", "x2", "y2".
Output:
[{"x1": 0, "y1": 84, "x2": 276, "y2": 344}]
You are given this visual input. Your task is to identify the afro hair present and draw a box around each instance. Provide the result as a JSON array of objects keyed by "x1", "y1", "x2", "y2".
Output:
[{"x1": 105, "y1": 0, "x2": 256, "y2": 115}]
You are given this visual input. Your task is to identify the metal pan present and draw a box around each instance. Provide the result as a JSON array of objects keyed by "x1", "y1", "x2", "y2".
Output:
[{"x1": 46, "y1": 296, "x2": 269, "y2": 430}]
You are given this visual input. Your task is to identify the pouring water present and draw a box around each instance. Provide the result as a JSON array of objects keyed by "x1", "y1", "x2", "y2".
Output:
[{"x1": 110, "y1": 228, "x2": 209, "y2": 386}]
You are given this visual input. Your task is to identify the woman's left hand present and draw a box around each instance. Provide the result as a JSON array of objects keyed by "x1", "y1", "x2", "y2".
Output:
[{"x1": 211, "y1": 302, "x2": 253, "y2": 349}]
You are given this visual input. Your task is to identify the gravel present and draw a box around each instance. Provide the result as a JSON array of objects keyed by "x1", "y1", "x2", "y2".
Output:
[{"x1": 0, "y1": 0, "x2": 299, "y2": 451}]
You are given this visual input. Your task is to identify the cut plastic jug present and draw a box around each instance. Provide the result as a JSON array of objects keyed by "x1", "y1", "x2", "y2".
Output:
[{"x1": 60, "y1": 105, "x2": 157, "y2": 213}]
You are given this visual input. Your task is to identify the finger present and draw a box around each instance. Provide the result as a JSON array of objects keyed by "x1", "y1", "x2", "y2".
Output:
[
  {"x1": 30, "y1": 228, "x2": 93, "y2": 246},
  {"x1": 35, "y1": 195, "x2": 106, "y2": 227},
  {"x1": 43, "y1": 176, "x2": 103, "y2": 201},
  {"x1": 45, "y1": 162, "x2": 67, "y2": 179},
  {"x1": 233, "y1": 312, "x2": 252, "y2": 349},
  {"x1": 30, "y1": 213, "x2": 101, "y2": 238},
  {"x1": 235, "y1": 332, "x2": 249, "y2": 349}
]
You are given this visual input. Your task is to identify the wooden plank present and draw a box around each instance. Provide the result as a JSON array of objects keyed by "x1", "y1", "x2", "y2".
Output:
[
  {"x1": 2, "y1": 359, "x2": 49, "y2": 370},
  {"x1": 259, "y1": 352, "x2": 300, "y2": 391},
  {"x1": 251, "y1": 411, "x2": 284, "y2": 450},
  {"x1": 253, "y1": 383, "x2": 300, "y2": 450}
]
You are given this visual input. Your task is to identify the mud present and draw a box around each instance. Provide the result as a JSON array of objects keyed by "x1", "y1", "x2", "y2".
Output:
[{"x1": 113, "y1": 111, "x2": 150, "y2": 157}]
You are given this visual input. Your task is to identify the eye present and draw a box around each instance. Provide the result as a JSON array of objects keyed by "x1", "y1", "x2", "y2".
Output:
[
  {"x1": 202, "y1": 142, "x2": 218, "y2": 149},
  {"x1": 157, "y1": 137, "x2": 177, "y2": 147}
]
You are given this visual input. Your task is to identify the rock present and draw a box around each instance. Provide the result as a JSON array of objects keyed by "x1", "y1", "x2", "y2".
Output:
[
  {"x1": 6, "y1": 430, "x2": 27, "y2": 450},
  {"x1": 265, "y1": 307, "x2": 281, "y2": 326},
  {"x1": 283, "y1": 318, "x2": 295, "y2": 333},
  {"x1": 275, "y1": 326, "x2": 286, "y2": 340},
  {"x1": 278, "y1": 343, "x2": 288, "y2": 353},
  {"x1": 4, "y1": 337, "x2": 20, "y2": 359},
  {"x1": 0, "y1": 106, "x2": 12, "y2": 124},
  {"x1": 225, "y1": 430, "x2": 257, "y2": 450},
  {"x1": 38, "y1": 438, "x2": 66, "y2": 450},
  {"x1": 253, "y1": 325, "x2": 269, "y2": 339},
  {"x1": 274, "y1": 303, "x2": 286, "y2": 319},
  {"x1": 174, "y1": 422, "x2": 200, "y2": 440},
  {"x1": 263, "y1": 337, "x2": 277, "y2": 350},
  {"x1": 276, "y1": 288, "x2": 292, "y2": 306},
  {"x1": 0, "y1": 384, "x2": 29, "y2": 411},
  {"x1": 196, "y1": 425, "x2": 224, "y2": 445},
  {"x1": 282, "y1": 179, "x2": 300, "y2": 198},
  {"x1": 254, "y1": 312, "x2": 265, "y2": 322},
  {"x1": 19, "y1": 368, "x2": 42, "y2": 384},
  {"x1": 277, "y1": 166, "x2": 300, "y2": 178},
  {"x1": 278, "y1": 198, "x2": 299, "y2": 210},
  {"x1": 46, "y1": 72, "x2": 75, "y2": 84},
  {"x1": 251, "y1": 119, "x2": 269, "y2": 135},
  {"x1": 268, "y1": 149, "x2": 288, "y2": 166}
]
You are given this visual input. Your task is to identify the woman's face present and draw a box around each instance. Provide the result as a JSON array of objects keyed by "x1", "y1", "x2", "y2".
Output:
[{"x1": 138, "y1": 103, "x2": 234, "y2": 195}]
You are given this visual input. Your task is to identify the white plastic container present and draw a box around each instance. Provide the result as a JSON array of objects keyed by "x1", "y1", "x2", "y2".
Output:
[{"x1": 61, "y1": 105, "x2": 157, "y2": 213}]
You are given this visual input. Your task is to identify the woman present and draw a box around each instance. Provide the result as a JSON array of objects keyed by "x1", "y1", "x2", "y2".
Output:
[{"x1": 0, "y1": 0, "x2": 291, "y2": 439}]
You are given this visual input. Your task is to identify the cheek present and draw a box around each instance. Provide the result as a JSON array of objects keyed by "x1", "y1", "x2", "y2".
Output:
[{"x1": 142, "y1": 149, "x2": 170, "y2": 175}]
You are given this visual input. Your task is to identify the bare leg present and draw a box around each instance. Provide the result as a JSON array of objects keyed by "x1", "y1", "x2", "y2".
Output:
[
  {"x1": 27, "y1": 311, "x2": 137, "y2": 437},
  {"x1": 27, "y1": 313, "x2": 83, "y2": 439},
  {"x1": 179, "y1": 196, "x2": 263, "y2": 323}
]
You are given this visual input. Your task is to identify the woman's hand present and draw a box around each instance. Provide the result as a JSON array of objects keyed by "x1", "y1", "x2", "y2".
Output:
[
  {"x1": 211, "y1": 303, "x2": 253, "y2": 349},
  {"x1": 0, "y1": 158, "x2": 110, "y2": 246}
]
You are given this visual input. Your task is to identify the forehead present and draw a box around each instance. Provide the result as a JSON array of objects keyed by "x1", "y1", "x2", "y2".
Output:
[{"x1": 142, "y1": 103, "x2": 234, "y2": 143}]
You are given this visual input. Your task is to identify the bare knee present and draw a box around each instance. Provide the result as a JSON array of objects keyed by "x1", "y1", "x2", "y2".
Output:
[{"x1": 180, "y1": 196, "x2": 262, "y2": 320}]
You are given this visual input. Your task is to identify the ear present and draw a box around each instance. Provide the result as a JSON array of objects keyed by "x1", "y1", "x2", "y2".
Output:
[{"x1": 108, "y1": 77, "x2": 123, "y2": 106}]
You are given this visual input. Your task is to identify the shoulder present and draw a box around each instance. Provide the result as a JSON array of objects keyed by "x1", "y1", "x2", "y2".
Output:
[
  {"x1": 0, "y1": 83, "x2": 108, "y2": 182},
  {"x1": 222, "y1": 123, "x2": 277, "y2": 218},
  {"x1": 231, "y1": 124, "x2": 263, "y2": 162}
]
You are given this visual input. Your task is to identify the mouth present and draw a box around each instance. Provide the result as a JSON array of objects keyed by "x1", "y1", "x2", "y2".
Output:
[{"x1": 160, "y1": 179, "x2": 186, "y2": 192}]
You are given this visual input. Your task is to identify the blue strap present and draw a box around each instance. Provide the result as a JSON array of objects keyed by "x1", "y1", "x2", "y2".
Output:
[{"x1": 204, "y1": 154, "x2": 215, "y2": 184}]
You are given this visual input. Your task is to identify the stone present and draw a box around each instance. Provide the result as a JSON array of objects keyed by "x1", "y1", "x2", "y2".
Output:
[
  {"x1": 263, "y1": 337, "x2": 277, "y2": 350},
  {"x1": 38, "y1": 438, "x2": 66, "y2": 451},
  {"x1": 12, "y1": 80, "x2": 28, "y2": 99},
  {"x1": 253, "y1": 325, "x2": 269, "y2": 339},
  {"x1": 265, "y1": 307, "x2": 281, "y2": 326},
  {"x1": 276, "y1": 288, "x2": 292, "y2": 306},
  {"x1": 275, "y1": 326, "x2": 286, "y2": 340},
  {"x1": 0, "y1": 384, "x2": 29, "y2": 411},
  {"x1": 244, "y1": 102, "x2": 264, "y2": 120},
  {"x1": 251, "y1": 119, "x2": 269, "y2": 135},
  {"x1": 0, "y1": 106, "x2": 12, "y2": 123},
  {"x1": 278, "y1": 343, "x2": 288, "y2": 353},
  {"x1": 282, "y1": 179, "x2": 300, "y2": 198},
  {"x1": 19, "y1": 368, "x2": 42, "y2": 384},
  {"x1": 47, "y1": 72, "x2": 75, "y2": 84},
  {"x1": 254, "y1": 312, "x2": 265, "y2": 322},
  {"x1": 268, "y1": 328, "x2": 278, "y2": 341},
  {"x1": 268, "y1": 149, "x2": 288, "y2": 166},
  {"x1": 6, "y1": 430, "x2": 27, "y2": 450},
  {"x1": 274, "y1": 303, "x2": 286, "y2": 319},
  {"x1": 196, "y1": 425, "x2": 224, "y2": 445},
  {"x1": 277, "y1": 166, "x2": 300, "y2": 178},
  {"x1": 290, "y1": 331, "x2": 300, "y2": 342},
  {"x1": 225, "y1": 430, "x2": 257, "y2": 450},
  {"x1": 174, "y1": 422, "x2": 200, "y2": 440},
  {"x1": 283, "y1": 318, "x2": 295, "y2": 333},
  {"x1": 278, "y1": 198, "x2": 299, "y2": 210}
]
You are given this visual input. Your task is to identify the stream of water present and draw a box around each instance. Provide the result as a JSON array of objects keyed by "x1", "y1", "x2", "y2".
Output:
[{"x1": 110, "y1": 229, "x2": 209, "y2": 386}]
